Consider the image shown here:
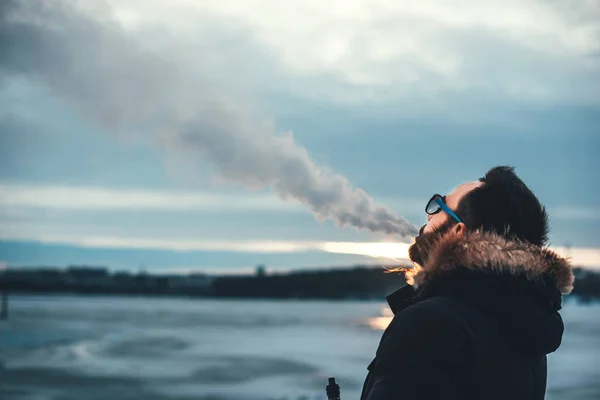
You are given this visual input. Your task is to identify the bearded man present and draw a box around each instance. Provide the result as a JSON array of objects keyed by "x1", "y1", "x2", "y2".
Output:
[{"x1": 360, "y1": 166, "x2": 574, "y2": 400}]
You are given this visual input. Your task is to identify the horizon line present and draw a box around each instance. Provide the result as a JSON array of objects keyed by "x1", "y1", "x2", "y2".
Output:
[{"x1": 1, "y1": 236, "x2": 598, "y2": 270}]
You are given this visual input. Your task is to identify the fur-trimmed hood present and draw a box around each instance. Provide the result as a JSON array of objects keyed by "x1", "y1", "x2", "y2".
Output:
[
  {"x1": 405, "y1": 231, "x2": 574, "y2": 295},
  {"x1": 398, "y1": 231, "x2": 573, "y2": 357}
]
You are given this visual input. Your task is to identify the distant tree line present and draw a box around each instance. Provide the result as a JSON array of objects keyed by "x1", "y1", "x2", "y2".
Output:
[
  {"x1": 570, "y1": 268, "x2": 600, "y2": 303},
  {"x1": 0, "y1": 265, "x2": 404, "y2": 299},
  {"x1": 1, "y1": 265, "x2": 599, "y2": 302},
  {"x1": 212, "y1": 267, "x2": 406, "y2": 299}
]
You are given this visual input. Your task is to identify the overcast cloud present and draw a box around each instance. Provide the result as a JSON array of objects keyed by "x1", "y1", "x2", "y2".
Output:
[{"x1": 1, "y1": 0, "x2": 598, "y2": 270}]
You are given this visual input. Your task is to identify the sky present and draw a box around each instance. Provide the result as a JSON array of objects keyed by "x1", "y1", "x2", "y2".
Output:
[{"x1": 1, "y1": 0, "x2": 599, "y2": 273}]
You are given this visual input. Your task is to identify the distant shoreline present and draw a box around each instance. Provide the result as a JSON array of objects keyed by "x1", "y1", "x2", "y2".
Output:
[
  {"x1": 1, "y1": 291, "x2": 391, "y2": 303},
  {"x1": 2, "y1": 266, "x2": 599, "y2": 303},
  {"x1": 3, "y1": 289, "x2": 599, "y2": 305}
]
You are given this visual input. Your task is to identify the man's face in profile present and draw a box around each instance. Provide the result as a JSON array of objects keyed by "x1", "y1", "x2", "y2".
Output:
[{"x1": 409, "y1": 181, "x2": 481, "y2": 266}]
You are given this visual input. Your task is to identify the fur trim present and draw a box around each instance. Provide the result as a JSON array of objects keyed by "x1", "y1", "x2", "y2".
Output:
[{"x1": 410, "y1": 231, "x2": 574, "y2": 295}]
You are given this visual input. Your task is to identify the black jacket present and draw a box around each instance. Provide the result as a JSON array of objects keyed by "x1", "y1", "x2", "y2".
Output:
[{"x1": 360, "y1": 231, "x2": 574, "y2": 400}]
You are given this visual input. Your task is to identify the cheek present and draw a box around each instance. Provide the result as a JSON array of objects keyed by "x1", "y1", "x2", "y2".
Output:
[
  {"x1": 424, "y1": 214, "x2": 446, "y2": 233},
  {"x1": 423, "y1": 221, "x2": 435, "y2": 234}
]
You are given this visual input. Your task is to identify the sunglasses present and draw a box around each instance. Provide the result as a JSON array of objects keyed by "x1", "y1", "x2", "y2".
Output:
[{"x1": 425, "y1": 194, "x2": 462, "y2": 223}]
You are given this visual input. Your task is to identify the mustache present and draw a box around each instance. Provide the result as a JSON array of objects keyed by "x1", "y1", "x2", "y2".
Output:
[{"x1": 419, "y1": 224, "x2": 427, "y2": 237}]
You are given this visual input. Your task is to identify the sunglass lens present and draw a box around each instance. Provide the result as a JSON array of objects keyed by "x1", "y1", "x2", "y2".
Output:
[{"x1": 426, "y1": 196, "x2": 441, "y2": 214}]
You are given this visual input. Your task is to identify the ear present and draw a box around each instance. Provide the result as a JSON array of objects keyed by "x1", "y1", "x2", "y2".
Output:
[{"x1": 453, "y1": 222, "x2": 467, "y2": 238}]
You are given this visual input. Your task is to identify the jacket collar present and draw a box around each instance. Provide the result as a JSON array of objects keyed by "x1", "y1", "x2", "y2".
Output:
[
  {"x1": 386, "y1": 284, "x2": 417, "y2": 315},
  {"x1": 404, "y1": 231, "x2": 574, "y2": 295}
]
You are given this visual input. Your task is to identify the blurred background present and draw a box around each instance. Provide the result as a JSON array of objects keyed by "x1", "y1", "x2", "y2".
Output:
[{"x1": 1, "y1": 0, "x2": 599, "y2": 399}]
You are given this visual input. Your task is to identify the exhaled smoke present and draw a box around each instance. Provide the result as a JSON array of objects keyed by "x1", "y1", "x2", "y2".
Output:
[{"x1": 0, "y1": 0, "x2": 418, "y2": 240}]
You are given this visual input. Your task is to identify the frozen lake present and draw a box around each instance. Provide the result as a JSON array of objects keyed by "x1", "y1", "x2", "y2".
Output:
[{"x1": 1, "y1": 295, "x2": 599, "y2": 399}]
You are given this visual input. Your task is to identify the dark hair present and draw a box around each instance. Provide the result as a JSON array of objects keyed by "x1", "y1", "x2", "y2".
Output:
[{"x1": 455, "y1": 166, "x2": 549, "y2": 246}]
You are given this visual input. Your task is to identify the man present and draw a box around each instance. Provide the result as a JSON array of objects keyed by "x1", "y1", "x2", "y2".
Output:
[{"x1": 360, "y1": 166, "x2": 574, "y2": 400}]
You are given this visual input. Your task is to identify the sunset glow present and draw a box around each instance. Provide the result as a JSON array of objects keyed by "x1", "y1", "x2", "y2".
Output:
[{"x1": 321, "y1": 242, "x2": 411, "y2": 260}]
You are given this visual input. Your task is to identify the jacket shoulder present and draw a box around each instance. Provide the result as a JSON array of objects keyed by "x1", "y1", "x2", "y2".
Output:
[
  {"x1": 376, "y1": 296, "x2": 476, "y2": 365},
  {"x1": 387, "y1": 296, "x2": 475, "y2": 335},
  {"x1": 364, "y1": 297, "x2": 478, "y2": 400}
]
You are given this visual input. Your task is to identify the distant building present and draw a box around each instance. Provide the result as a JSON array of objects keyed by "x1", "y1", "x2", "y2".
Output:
[{"x1": 256, "y1": 265, "x2": 267, "y2": 277}]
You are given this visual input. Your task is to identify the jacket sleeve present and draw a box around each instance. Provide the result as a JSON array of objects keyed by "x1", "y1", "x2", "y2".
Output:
[{"x1": 365, "y1": 299, "x2": 474, "y2": 400}]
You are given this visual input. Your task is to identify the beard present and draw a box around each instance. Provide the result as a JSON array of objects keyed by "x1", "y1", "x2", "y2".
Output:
[{"x1": 408, "y1": 220, "x2": 455, "y2": 266}]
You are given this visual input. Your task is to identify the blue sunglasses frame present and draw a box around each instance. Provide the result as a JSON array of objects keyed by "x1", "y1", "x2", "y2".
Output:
[{"x1": 426, "y1": 194, "x2": 462, "y2": 223}]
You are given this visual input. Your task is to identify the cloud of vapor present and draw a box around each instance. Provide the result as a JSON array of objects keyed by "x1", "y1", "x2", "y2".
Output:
[{"x1": 0, "y1": 0, "x2": 418, "y2": 239}]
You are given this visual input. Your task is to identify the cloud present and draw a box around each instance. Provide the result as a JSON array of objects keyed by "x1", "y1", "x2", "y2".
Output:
[
  {"x1": 2, "y1": 183, "x2": 595, "y2": 250},
  {"x1": 1, "y1": 0, "x2": 597, "y2": 252},
  {"x1": 0, "y1": 231, "x2": 598, "y2": 269},
  {"x1": 0, "y1": 183, "x2": 301, "y2": 212},
  {"x1": 0, "y1": 229, "x2": 402, "y2": 258},
  {"x1": 17, "y1": 235, "x2": 325, "y2": 254},
  {"x1": 322, "y1": 241, "x2": 411, "y2": 261},
  {"x1": 551, "y1": 246, "x2": 600, "y2": 270},
  {"x1": 108, "y1": 0, "x2": 600, "y2": 106}
]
